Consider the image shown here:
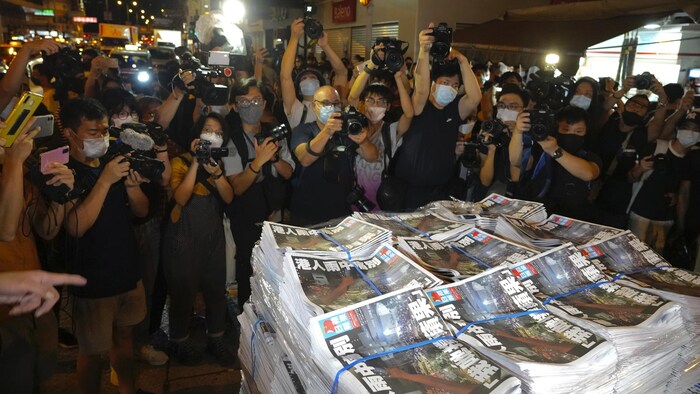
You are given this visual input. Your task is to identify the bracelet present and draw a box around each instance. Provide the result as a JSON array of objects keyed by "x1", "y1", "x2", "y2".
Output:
[
  {"x1": 305, "y1": 141, "x2": 322, "y2": 157},
  {"x1": 249, "y1": 164, "x2": 260, "y2": 174},
  {"x1": 212, "y1": 172, "x2": 223, "y2": 180},
  {"x1": 156, "y1": 149, "x2": 168, "y2": 153}
]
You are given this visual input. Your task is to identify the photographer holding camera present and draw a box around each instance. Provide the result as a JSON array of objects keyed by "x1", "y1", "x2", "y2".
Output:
[
  {"x1": 0, "y1": 117, "x2": 77, "y2": 392},
  {"x1": 162, "y1": 113, "x2": 235, "y2": 367},
  {"x1": 0, "y1": 39, "x2": 61, "y2": 111},
  {"x1": 510, "y1": 106, "x2": 602, "y2": 220},
  {"x1": 393, "y1": 22, "x2": 482, "y2": 209},
  {"x1": 60, "y1": 97, "x2": 150, "y2": 393},
  {"x1": 221, "y1": 78, "x2": 294, "y2": 307},
  {"x1": 281, "y1": 18, "x2": 348, "y2": 129},
  {"x1": 290, "y1": 86, "x2": 378, "y2": 225}
]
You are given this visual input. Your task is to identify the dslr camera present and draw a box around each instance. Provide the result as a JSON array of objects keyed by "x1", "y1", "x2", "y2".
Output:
[
  {"x1": 347, "y1": 184, "x2": 375, "y2": 213},
  {"x1": 255, "y1": 124, "x2": 289, "y2": 145},
  {"x1": 460, "y1": 142, "x2": 481, "y2": 169},
  {"x1": 525, "y1": 109, "x2": 557, "y2": 142},
  {"x1": 371, "y1": 37, "x2": 409, "y2": 74},
  {"x1": 303, "y1": 4, "x2": 323, "y2": 40},
  {"x1": 195, "y1": 139, "x2": 229, "y2": 163},
  {"x1": 339, "y1": 106, "x2": 367, "y2": 136},
  {"x1": 428, "y1": 22, "x2": 453, "y2": 65},
  {"x1": 634, "y1": 72, "x2": 655, "y2": 90},
  {"x1": 479, "y1": 119, "x2": 509, "y2": 147}
]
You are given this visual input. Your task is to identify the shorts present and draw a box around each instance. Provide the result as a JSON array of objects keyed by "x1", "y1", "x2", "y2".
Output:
[{"x1": 73, "y1": 281, "x2": 146, "y2": 354}]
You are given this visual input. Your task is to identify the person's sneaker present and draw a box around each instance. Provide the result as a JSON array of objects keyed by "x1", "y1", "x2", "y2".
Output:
[
  {"x1": 170, "y1": 340, "x2": 203, "y2": 365},
  {"x1": 58, "y1": 328, "x2": 78, "y2": 349},
  {"x1": 139, "y1": 345, "x2": 169, "y2": 366},
  {"x1": 207, "y1": 336, "x2": 237, "y2": 368},
  {"x1": 110, "y1": 366, "x2": 119, "y2": 387}
]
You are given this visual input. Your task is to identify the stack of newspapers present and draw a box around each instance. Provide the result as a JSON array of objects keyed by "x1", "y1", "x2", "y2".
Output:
[
  {"x1": 476, "y1": 194, "x2": 548, "y2": 230},
  {"x1": 510, "y1": 244, "x2": 689, "y2": 393},
  {"x1": 240, "y1": 205, "x2": 700, "y2": 394}
]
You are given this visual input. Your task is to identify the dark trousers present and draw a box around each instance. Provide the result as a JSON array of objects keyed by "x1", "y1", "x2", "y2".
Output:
[{"x1": 163, "y1": 195, "x2": 227, "y2": 340}]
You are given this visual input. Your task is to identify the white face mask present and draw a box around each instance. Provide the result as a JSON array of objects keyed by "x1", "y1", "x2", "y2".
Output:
[
  {"x1": 82, "y1": 135, "x2": 110, "y2": 159},
  {"x1": 677, "y1": 129, "x2": 700, "y2": 147},
  {"x1": 433, "y1": 83, "x2": 458, "y2": 107},
  {"x1": 111, "y1": 117, "x2": 133, "y2": 129},
  {"x1": 299, "y1": 79, "x2": 320, "y2": 96},
  {"x1": 570, "y1": 94, "x2": 592, "y2": 111},
  {"x1": 459, "y1": 122, "x2": 475, "y2": 135},
  {"x1": 367, "y1": 107, "x2": 387, "y2": 123},
  {"x1": 200, "y1": 132, "x2": 223, "y2": 148},
  {"x1": 496, "y1": 108, "x2": 519, "y2": 123}
]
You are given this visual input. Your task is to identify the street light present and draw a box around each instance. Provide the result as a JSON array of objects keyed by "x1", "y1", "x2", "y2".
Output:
[
  {"x1": 117, "y1": 0, "x2": 122, "y2": 4},
  {"x1": 222, "y1": 0, "x2": 245, "y2": 23},
  {"x1": 128, "y1": 8, "x2": 133, "y2": 12},
  {"x1": 141, "y1": 9, "x2": 145, "y2": 13},
  {"x1": 132, "y1": 1, "x2": 137, "y2": 5},
  {"x1": 150, "y1": 15, "x2": 154, "y2": 19}
]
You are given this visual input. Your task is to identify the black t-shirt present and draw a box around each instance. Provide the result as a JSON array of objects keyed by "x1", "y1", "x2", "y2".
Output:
[
  {"x1": 681, "y1": 147, "x2": 700, "y2": 233},
  {"x1": 631, "y1": 142, "x2": 684, "y2": 221},
  {"x1": 66, "y1": 158, "x2": 141, "y2": 298},
  {"x1": 290, "y1": 122, "x2": 355, "y2": 223},
  {"x1": 593, "y1": 112, "x2": 647, "y2": 177},
  {"x1": 395, "y1": 98, "x2": 462, "y2": 187}
]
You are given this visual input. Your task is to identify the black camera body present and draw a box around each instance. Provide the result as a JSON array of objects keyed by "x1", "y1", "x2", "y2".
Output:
[
  {"x1": 255, "y1": 124, "x2": 289, "y2": 145},
  {"x1": 526, "y1": 109, "x2": 557, "y2": 142},
  {"x1": 304, "y1": 18, "x2": 324, "y2": 40},
  {"x1": 195, "y1": 139, "x2": 229, "y2": 163},
  {"x1": 177, "y1": 55, "x2": 230, "y2": 106},
  {"x1": 652, "y1": 153, "x2": 668, "y2": 173},
  {"x1": 525, "y1": 70, "x2": 573, "y2": 111},
  {"x1": 43, "y1": 46, "x2": 84, "y2": 81},
  {"x1": 429, "y1": 22, "x2": 453, "y2": 64},
  {"x1": 461, "y1": 142, "x2": 481, "y2": 169},
  {"x1": 339, "y1": 106, "x2": 367, "y2": 136},
  {"x1": 120, "y1": 155, "x2": 165, "y2": 182},
  {"x1": 479, "y1": 119, "x2": 509, "y2": 147},
  {"x1": 371, "y1": 37, "x2": 409, "y2": 74},
  {"x1": 634, "y1": 72, "x2": 655, "y2": 90},
  {"x1": 347, "y1": 184, "x2": 375, "y2": 212}
]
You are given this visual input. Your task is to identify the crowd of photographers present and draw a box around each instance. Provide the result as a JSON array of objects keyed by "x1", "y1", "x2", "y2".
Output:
[{"x1": 0, "y1": 15, "x2": 699, "y2": 392}]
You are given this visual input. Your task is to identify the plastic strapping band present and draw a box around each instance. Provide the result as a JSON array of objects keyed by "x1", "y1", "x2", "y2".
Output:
[
  {"x1": 389, "y1": 217, "x2": 492, "y2": 269},
  {"x1": 330, "y1": 308, "x2": 548, "y2": 394},
  {"x1": 318, "y1": 230, "x2": 382, "y2": 296},
  {"x1": 251, "y1": 319, "x2": 263, "y2": 379}
]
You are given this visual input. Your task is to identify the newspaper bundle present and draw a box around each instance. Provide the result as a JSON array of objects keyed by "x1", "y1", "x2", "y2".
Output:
[
  {"x1": 511, "y1": 244, "x2": 689, "y2": 393},
  {"x1": 397, "y1": 228, "x2": 538, "y2": 281},
  {"x1": 426, "y1": 266, "x2": 618, "y2": 393},
  {"x1": 476, "y1": 193, "x2": 548, "y2": 230},
  {"x1": 309, "y1": 287, "x2": 522, "y2": 394},
  {"x1": 353, "y1": 211, "x2": 470, "y2": 242}
]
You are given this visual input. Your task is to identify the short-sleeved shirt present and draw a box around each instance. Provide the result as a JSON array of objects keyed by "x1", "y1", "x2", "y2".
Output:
[
  {"x1": 593, "y1": 112, "x2": 648, "y2": 177},
  {"x1": 66, "y1": 159, "x2": 140, "y2": 299},
  {"x1": 354, "y1": 122, "x2": 399, "y2": 211},
  {"x1": 395, "y1": 98, "x2": 462, "y2": 187},
  {"x1": 221, "y1": 127, "x2": 296, "y2": 178},
  {"x1": 286, "y1": 99, "x2": 317, "y2": 130},
  {"x1": 290, "y1": 122, "x2": 355, "y2": 222},
  {"x1": 631, "y1": 142, "x2": 684, "y2": 221},
  {"x1": 169, "y1": 152, "x2": 219, "y2": 222}
]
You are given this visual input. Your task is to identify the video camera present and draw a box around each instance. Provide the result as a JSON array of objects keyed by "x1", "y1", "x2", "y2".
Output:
[
  {"x1": 428, "y1": 22, "x2": 453, "y2": 65},
  {"x1": 303, "y1": 4, "x2": 323, "y2": 40},
  {"x1": 524, "y1": 109, "x2": 557, "y2": 142},
  {"x1": 478, "y1": 119, "x2": 509, "y2": 147},
  {"x1": 634, "y1": 71, "x2": 655, "y2": 90},
  {"x1": 339, "y1": 106, "x2": 366, "y2": 136},
  {"x1": 371, "y1": 37, "x2": 409, "y2": 74},
  {"x1": 195, "y1": 139, "x2": 229, "y2": 163},
  {"x1": 525, "y1": 70, "x2": 573, "y2": 111},
  {"x1": 105, "y1": 123, "x2": 166, "y2": 182},
  {"x1": 176, "y1": 50, "x2": 248, "y2": 106},
  {"x1": 41, "y1": 46, "x2": 86, "y2": 102}
]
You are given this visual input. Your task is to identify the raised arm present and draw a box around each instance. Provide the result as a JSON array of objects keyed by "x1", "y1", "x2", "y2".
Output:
[
  {"x1": 645, "y1": 78, "x2": 669, "y2": 143},
  {"x1": 318, "y1": 32, "x2": 348, "y2": 92},
  {"x1": 453, "y1": 49, "x2": 482, "y2": 121},
  {"x1": 281, "y1": 19, "x2": 305, "y2": 115},
  {"x1": 0, "y1": 39, "x2": 61, "y2": 110},
  {"x1": 395, "y1": 68, "x2": 414, "y2": 138},
  {"x1": 347, "y1": 60, "x2": 372, "y2": 108},
  {"x1": 31, "y1": 163, "x2": 75, "y2": 240},
  {"x1": 412, "y1": 23, "x2": 434, "y2": 116}
]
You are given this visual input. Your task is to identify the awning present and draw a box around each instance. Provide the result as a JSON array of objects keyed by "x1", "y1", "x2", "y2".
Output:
[{"x1": 453, "y1": 0, "x2": 699, "y2": 74}]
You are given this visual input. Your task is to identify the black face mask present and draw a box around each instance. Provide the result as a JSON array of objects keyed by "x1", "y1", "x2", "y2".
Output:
[
  {"x1": 622, "y1": 110, "x2": 644, "y2": 126},
  {"x1": 557, "y1": 133, "x2": 585, "y2": 154}
]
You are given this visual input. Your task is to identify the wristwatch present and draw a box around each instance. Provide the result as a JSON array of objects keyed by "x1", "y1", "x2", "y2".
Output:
[{"x1": 551, "y1": 147, "x2": 564, "y2": 160}]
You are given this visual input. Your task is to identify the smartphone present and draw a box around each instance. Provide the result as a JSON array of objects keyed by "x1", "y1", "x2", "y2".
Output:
[
  {"x1": 40, "y1": 145, "x2": 69, "y2": 174},
  {"x1": 0, "y1": 92, "x2": 43, "y2": 147},
  {"x1": 33, "y1": 114, "x2": 54, "y2": 139}
]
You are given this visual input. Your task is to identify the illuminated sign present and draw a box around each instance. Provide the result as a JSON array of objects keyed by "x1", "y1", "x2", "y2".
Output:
[
  {"x1": 34, "y1": 9, "x2": 54, "y2": 16},
  {"x1": 73, "y1": 16, "x2": 98, "y2": 23}
]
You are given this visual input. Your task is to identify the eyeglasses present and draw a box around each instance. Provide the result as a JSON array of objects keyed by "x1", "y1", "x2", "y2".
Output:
[
  {"x1": 202, "y1": 127, "x2": 223, "y2": 134},
  {"x1": 364, "y1": 97, "x2": 388, "y2": 106},
  {"x1": 496, "y1": 102, "x2": 522, "y2": 111},
  {"x1": 116, "y1": 110, "x2": 139, "y2": 120},
  {"x1": 315, "y1": 100, "x2": 340, "y2": 107},
  {"x1": 236, "y1": 97, "x2": 264, "y2": 108}
]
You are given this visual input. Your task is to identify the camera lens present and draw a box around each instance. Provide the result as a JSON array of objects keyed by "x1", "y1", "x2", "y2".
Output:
[{"x1": 347, "y1": 120, "x2": 363, "y2": 135}]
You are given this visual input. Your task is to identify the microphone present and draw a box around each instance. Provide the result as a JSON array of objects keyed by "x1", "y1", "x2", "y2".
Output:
[{"x1": 119, "y1": 127, "x2": 154, "y2": 151}]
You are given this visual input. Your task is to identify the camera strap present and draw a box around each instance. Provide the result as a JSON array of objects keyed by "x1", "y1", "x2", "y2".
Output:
[
  {"x1": 379, "y1": 121, "x2": 393, "y2": 171},
  {"x1": 626, "y1": 140, "x2": 667, "y2": 214}
]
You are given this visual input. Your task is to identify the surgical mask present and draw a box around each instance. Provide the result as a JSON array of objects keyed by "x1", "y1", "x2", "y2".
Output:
[
  {"x1": 299, "y1": 79, "x2": 320, "y2": 96},
  {"x1": 677, "y1": 129, "x2": 700, "y2": 147},
  {"x1": 557, "y1": 133, "x2": 585, "y2": 153},
  {"x1": 111, "y1": 117, "x2": 132, "y2": 129},
  {"x1": 433, "y1": 84, "x2": 458, "y2": 107},
  {"x1": 367, "y1": 107, "x2": 386, "y2": 123},
  {"x1": 200, "y1": 132, "x2": 223, "y2": 148},
  {"x1": 622, "y1": 110, "x2": 644, "y2": 127},
  {"x1": 496, "y1": 108, "x2": 519, "y2": 123},
  {"x1": 82, "y1": 135, "x2": 110, "y2": 159},
  {"x1": 318, "y1": 105, "x2": 337, "y2": 124},
  {"x1": 459, "y1": 122, "x2": 475, "y2": 135},
  {"x1": 238, "y1": 105, "x2": 264, "y2": 125},
  {"x1": 570, "y1": 95, "x2": 592, "y2": 111}
]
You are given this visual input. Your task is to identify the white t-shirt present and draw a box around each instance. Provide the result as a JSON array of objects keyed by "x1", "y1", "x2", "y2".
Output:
[
  {"x1": 221, "y1": 129, "x2": 296, "y2": 178},
  {"x1": 286, "y1": 99, "x2": 317, "y2": 130}
]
